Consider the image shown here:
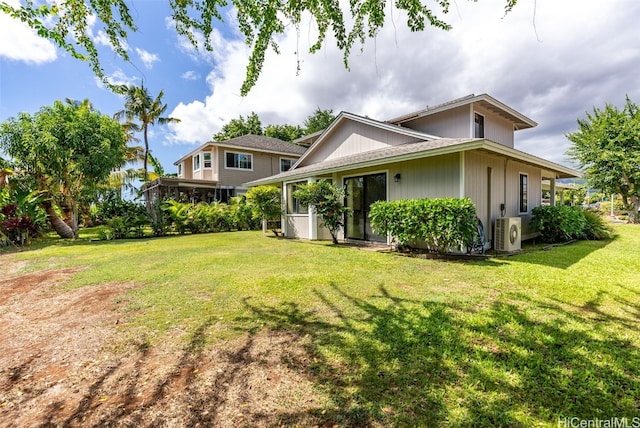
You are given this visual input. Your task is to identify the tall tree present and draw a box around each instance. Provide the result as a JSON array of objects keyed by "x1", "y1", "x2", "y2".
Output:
[
  {"x1": 566, "y1": 96, "x2": 640, "y2": 223},
  {"x1": 213, "y1": 112, "x2": 263, "y2": 141},
  {"x1": 264, "y1": 124, "x2": 305, "y2": 142},
  {"x1": 114, "y1": 83, "x2": 180, "y2": 183},
  {"x1": 0, "y1": 100, "x2": 128, "y2": 238},
  {"x1": 304, "y1": 108, "x2": 336, "y2": 134},
  {"x1": 0, "y1": 1, "x2": 519, "y2": 95}
]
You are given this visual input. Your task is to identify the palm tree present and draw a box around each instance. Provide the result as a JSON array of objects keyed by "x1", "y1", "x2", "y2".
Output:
[{"x1": 114, "y1": 82, "x2": 180, "y2": 183}]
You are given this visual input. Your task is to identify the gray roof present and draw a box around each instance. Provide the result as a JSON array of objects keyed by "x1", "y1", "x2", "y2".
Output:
[
  {"x1": 246, "y1": 138, "x2": 476, "y2": 186},
  {"x1": 212, "y1": 134, "x2": 307, "y2": 155},
  {"x1": 245, "y1": 137, "x2": 580, "y2": 187}
]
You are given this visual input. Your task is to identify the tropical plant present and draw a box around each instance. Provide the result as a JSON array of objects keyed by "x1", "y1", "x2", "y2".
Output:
[
  {"x1": 114, "y1": 83, "x2": 180, "y2": 183},
  {"x1": 292, "y1": 180, "x2": 349, "y2": 244},
  {"x1": 0, "y1": 99, "x2": 128, "y2": 239},
  {"x1": 163, "y1": 199, "x2": 193, "y2": 234},
  {"x1": 245, "y1": 186, "x2": 283, "y2": 234},
  {"x1": 566, "y1": 96, "x2": 640, "y2": 223}
]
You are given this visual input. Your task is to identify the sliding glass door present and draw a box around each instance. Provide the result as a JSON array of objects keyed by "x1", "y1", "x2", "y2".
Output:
[{"x1": 344, "y1": 173, "x2": 387, "y2": 242}]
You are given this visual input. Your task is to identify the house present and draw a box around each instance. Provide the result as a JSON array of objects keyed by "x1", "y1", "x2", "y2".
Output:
[
  {"x1": 245, "y1": 94, "x2": 581, "y2": 247},
  {"x1": 144, "y1": 134, "x2": 307, "y2": 203}
]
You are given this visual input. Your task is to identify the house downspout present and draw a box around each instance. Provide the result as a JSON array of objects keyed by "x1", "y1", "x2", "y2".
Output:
[{"x1": 502, "y1": 158, "x2": 508, "y2": 217}]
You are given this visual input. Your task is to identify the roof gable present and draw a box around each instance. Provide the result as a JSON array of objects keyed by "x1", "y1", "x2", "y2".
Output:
[
  {"x1": 293, "y1": 112, "x2": 439, "y2": 168},
  {"x1": 387, "y1": 93, "x2": 537, "y2": 131}
]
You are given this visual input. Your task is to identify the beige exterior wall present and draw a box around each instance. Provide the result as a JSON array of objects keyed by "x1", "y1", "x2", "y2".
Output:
[
  {"x1": 473, "y1": 105, "x2": 515, "y2": 148},
  {"x1": 464, "y1": 150, "x2": 542, "y2": 242},
  {"x1": 300, "y1": 121, "x2": 417, "y2": 167},
  {"x1": 400, "y1": 106, "x2": 470, "y2": 138},
  {"x1": 400, "y1": 104, "x2": 515, "y2": 147},
  {"x1": 216, "y1": 149, "x2": 286, "y2": 188}
]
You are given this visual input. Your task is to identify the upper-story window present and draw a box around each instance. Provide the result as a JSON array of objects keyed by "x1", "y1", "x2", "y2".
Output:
[
  {"x1": 193, "y1": 153, "x2": 201, "y2": 171},
  {"x1": 280, "y1": 158, "x2": 295, "y2": 172},
  {"x1": 474, "y1": 113, "x2": 485, "y2": 138},
  {"x1": 177, "y1": 163, "x2": 183, "y2": 177},
  {"x1": 519, "y1": 173, "x2": 528, "y2": 213},
  {"x1": 225, "y1": 151, "x2": 253, "y2": 170},
  {"x1": 203, "y1": 152, "x2": 212, "y2": 169}
]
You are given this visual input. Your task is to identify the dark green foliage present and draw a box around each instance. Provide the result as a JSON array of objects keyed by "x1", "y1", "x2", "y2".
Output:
[
  {"x1": 264, "y1": 124, "x2": 305, "y2": 142},
  {"x1": 303, "y1": 108, "x2": 336, "y2": 134},
  {"x1": 368, "y1": 198, "x2": 477, "y2": 253},
  {"x1": 580, "y1": 210, "x2": 613, "y2": 240},
  {"x1": 292, "y1": 180, "x2": 349, "y2": 244},
  {"x1": 530, "y1": 205, "x2": 612, "y2": 243},
  {"x1": 0, "y1": 186, "x2": 48, "y2": 246},
  {"x1": 213, "y1": 112, "x2": 263, "y2": 141},
  {"x1": 566, "y1": 96, "x2": 640, "y2": 223}
]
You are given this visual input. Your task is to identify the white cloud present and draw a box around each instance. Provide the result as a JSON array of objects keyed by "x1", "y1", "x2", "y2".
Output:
[
  {"x1": 95, "y1": 68, "x2": 139, "y2": 89},
  {"x1": 181, "y1": 70, "x2": 201, "y2": 80},
  {"x1": 135, "y1": 48, "x2": 160, "y2": 69},
  {"x1": 0, "y1": 0, "x2": 57, "y2": 64},
  {"x1": 166, "y1": 0, "x2": 640, "y2": 167}
]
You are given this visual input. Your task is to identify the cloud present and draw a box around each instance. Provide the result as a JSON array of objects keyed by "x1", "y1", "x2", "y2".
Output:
[
  {"x1": 0, "y1": 0, "x2": 57, "y2": 64},
  {"x1": 94, "y1": 68, "x2": 139, "y2": 89},
  {"x1": 181, "y1": 70, "x2": 201, "y2": 80},
  {"x1": 135, "y1": 48, "x2": 160, "y2": 69},
  {"x1": 166, "y1": 0, "x2": 640, "y2": 167}
]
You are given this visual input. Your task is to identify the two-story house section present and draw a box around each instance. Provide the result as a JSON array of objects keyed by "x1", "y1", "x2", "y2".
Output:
[
  {"x1": 144, "y1": 134, "x2": 307, "y2": 204},
  {"x1": 246, "y1": 94, "x2": 581, "y2": 249}
]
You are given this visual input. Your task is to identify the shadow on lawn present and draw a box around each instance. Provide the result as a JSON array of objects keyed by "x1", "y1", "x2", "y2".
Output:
[
  {"x1": 238, "y1": 283, "x2": 640, "y2": 426},
  {"x1": 490, "y1": 236, "x2": 615, "y2": 270}
]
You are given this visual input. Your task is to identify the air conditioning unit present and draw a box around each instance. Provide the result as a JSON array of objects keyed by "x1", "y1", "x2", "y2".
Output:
[{"x1": 494, "y1": 217, "x2": 521, "y2": 252}]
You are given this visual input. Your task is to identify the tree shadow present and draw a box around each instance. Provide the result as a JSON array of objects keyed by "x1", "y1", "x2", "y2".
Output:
[
  {"x1": 489, "y1": 237, "x2": 615, "y2": 269},
  {"x1": 237, "y1": 283, "x2": 640, "y2": 426}
]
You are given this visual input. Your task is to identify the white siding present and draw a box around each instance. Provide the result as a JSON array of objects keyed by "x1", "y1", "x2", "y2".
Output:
[
  {"x1": 474, "y1": 105, "x2": 515, "y2": 148},
  {"x1": 284, "y1": 215, "x2": 309, "y2": 239},
  {"x1": 400, "y1": 106, "x2": 470, "y2": 138},
  {"x1": 464, "y1": 151, "x2": 542, "y2": 242},
  {"x1": 300, "y1": 121, "x2": 417, "y2": 166}
]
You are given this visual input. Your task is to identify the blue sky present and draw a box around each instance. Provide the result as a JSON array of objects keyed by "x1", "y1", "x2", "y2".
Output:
[{"x1": 1, "y1": 0, "x2": 640, "y2": 174}]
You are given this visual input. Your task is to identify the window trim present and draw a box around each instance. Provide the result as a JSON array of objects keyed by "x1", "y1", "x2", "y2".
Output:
[
  {"x1": 177, "y1": 163, "x2": 183, "y2": 177},
  {"x1": 193, "y1": 153, "x2": 201, "y2": 171},
  {"x1": 279, "y1": 157, "x2": 296, "y2": 173},
  {"x1": 519, "y1": 172, "x2": 528, "y2": 214},
  {"x1": 286, "y1": 180, "x2": 309, "y2": 215},
  {"x1": 203, "y1": 151, "x2": 212, "y2": 169},
  {"x1": 474, "y1": 112, "x2": 485, "y2": 138},
  {"x1": 224, "y1": 150, "x2": 253, "y2": 171}
]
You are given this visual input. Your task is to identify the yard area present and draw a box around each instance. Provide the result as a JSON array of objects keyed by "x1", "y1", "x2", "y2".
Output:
[{"x1": 1, "y1": 225, "x2": 639, "y2": 427}]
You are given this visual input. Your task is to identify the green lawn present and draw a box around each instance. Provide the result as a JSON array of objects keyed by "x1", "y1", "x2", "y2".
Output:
[{"x1": 3, "y1": 224, "x2": 640, "y2": 426}]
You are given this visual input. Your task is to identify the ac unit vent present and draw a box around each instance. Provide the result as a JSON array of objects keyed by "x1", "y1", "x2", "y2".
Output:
[{"x1": 494, "y1": 217, "x2": 521, "y2": 252}]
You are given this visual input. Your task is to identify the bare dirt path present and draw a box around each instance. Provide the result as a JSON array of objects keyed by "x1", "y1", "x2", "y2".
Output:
[{"x1": 0, "y1": 259, "x2": 327, "y2": 427}]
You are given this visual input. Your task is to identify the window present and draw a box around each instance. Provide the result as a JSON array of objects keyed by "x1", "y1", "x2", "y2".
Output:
[
  {"x1": 519, "y1": 173, "x2": 528, "y2": 213},
  {"x1": 286, "y1": 182, "x2": 308, "y2": 214},
  {"x1": 225, "y1": 151, "x2": 253, "y2": 170},
  {"x1": 474, "y1": 113, "x2": 485, "y2": 138},
  {"x1": 193, "y1": 154, "x2": 201, "y2": 171},
  {"x1": 203, "y1": 152, "x2": 212, "y2": 169},
  {"x1": 280, "y1": 158, "x2": 294, "y2": 172},
  {"x1": 177, "y1": 163, "x2": 183, "y2": 177}
]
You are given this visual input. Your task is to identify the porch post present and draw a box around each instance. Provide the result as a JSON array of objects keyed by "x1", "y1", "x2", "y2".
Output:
[
  {"x1": 550, "y1": 178, "x2": 557, "y2": 206},
  {"x1": 281, "y1": 183, "x2": 288, "y2": 237}
]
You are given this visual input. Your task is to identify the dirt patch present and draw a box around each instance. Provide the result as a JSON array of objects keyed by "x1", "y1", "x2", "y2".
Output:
[{"x1": 0, "y1": 261, "x2": 329, "y2": 427}]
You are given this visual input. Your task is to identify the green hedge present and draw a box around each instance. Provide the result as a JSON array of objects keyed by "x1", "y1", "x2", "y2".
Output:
[
  {"x1": 530, "y1": 205, "x2": 612, "y2": 243},
  {"x1": 369, "y1": 198, "x2": 477, "y2": 253}
]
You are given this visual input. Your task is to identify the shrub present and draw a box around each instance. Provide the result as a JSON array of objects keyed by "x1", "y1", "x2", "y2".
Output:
[
  {"x1": 369, "y1": 198, "x2": 477, "y2": 253},
  {"x1": 531, "y1": 205, "x2": 612, "y2": 243},
  {"x1": 581, "y1": 210, "x2": 613, "y2": 240},
  {"x1": 292, "y1": 180, "x2": 349, "y2": 244}
]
